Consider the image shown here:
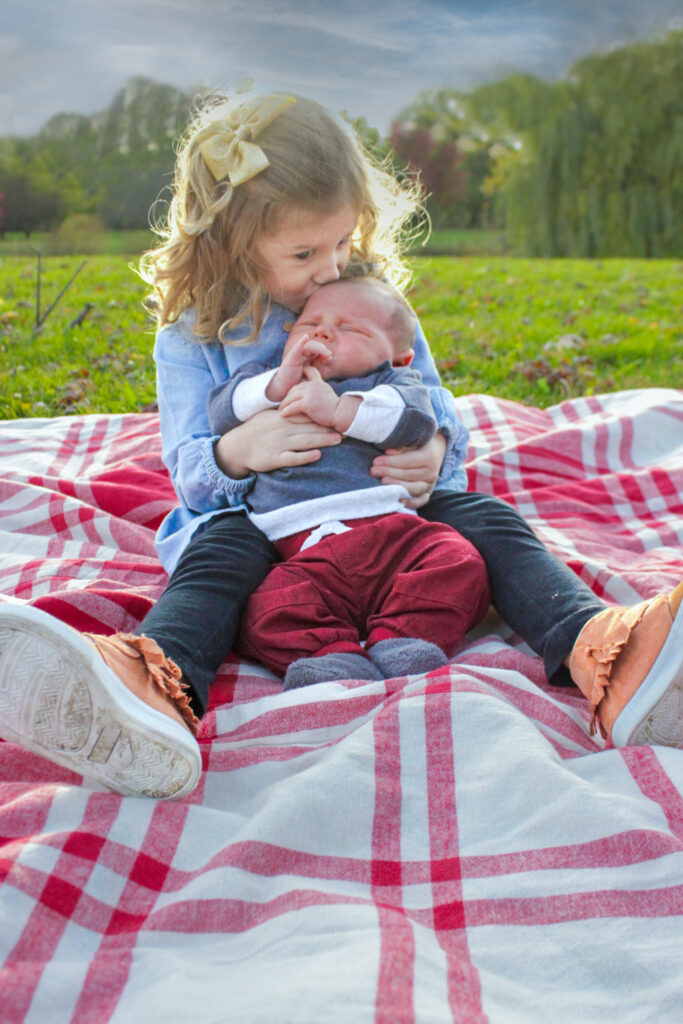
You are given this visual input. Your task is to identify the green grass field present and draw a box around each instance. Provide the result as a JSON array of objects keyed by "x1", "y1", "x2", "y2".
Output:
[
  {"x1": 0, "y1": 249, "x2": 680, "y2": 419},
  {"x1": 411, "y1": 256, "x2": 682, "y2": 404}
]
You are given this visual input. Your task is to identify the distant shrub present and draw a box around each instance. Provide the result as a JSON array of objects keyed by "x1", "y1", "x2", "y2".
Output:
[{"x1": 52, "y1": 215, "x2": 108, "y2": 254}]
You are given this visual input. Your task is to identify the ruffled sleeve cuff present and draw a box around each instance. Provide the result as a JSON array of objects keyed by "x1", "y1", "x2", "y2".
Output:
[{"x1": 202, "y1": 435, "x2": 256, "y2": 502}]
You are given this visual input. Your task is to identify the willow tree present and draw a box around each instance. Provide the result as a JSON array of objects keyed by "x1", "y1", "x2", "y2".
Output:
[
  {"x1": 466, "y1": 30, "x2": 682, "y2": 256},
  {"x1": 388, "y1": 89, "x2": 496, "y2": 229}
]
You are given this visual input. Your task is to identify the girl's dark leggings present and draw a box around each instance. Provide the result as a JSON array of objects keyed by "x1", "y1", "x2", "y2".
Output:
[{"x1": 137, "y1": 492, "x2": 605, "y2": 716}]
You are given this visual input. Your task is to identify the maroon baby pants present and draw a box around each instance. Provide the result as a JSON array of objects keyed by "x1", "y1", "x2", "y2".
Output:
[{"x1": 237, "y1": 513, "x2": 491, "y2": 677}]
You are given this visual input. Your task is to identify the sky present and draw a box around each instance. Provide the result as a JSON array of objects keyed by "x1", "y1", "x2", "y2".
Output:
[{"x1": 2, "y1": 0, "x2": 681, "y2": 138}]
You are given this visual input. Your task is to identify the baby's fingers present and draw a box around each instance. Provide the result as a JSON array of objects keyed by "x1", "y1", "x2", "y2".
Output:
[
  {"x1": 303, "y1": 364, "x2": 324, "y2": 381},
  {"x1": 301, "y1": 341, "x2": 331, "y2": 364},
  {"x1": 285, "y1": 333, "x2": 311, "y2": 358},
  {"x1": 279, "y1": 397, "x2": 306, "y2": 418}
]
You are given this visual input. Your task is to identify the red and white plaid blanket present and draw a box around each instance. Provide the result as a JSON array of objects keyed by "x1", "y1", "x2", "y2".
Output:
[{"x1": 1, "y1": 390, "x2": 682, "y2": 1023}]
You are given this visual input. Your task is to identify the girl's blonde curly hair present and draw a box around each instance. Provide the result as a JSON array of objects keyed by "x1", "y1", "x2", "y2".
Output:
[{"x1": 140, "y1": 91, "x2": 425, "y2": 344}]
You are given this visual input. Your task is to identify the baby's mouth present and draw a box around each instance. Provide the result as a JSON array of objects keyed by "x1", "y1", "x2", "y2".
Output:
[{"x1": 312, "y1": 354, "x2": 331, "y2": 376}]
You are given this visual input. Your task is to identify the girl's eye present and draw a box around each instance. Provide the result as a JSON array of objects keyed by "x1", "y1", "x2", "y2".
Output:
[
  {"x1": 294, "y1": 250, "x2": 313, "y2": 261},
  {"x1": 337, "y1": 235, "x2": 351, "y2": 249}
]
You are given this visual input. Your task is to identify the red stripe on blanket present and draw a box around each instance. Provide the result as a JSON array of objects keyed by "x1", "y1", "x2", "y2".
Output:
[
  {"x1": 425, "y1": 680, "x2": 486, "y2": 1023},
  {"x1": 71, "y1": 800, "x2": 194, "y2": 1022},
  {"x1": 0, "y1": 794, "x2": 122, "y2": 1021},
  {"x1": 620, "y1": 746, "x2": 683, "y2": 839},
  {"x1": 372, "y1": 682, "x2": 416, "y2": 1024},
  {"x1": 462, "y1": 885, "x2": 683, "y2": 926},
  {"x1": 1, "y1": 825, "x2": 676, "y2": 900}
]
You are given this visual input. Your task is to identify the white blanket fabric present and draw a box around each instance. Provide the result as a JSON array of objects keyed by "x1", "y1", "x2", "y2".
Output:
[{"x1": 0, "y1": 389, "x2": 681, "y2": 1023}]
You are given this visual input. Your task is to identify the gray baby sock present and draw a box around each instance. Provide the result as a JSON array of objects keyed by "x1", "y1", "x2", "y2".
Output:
[
  {"x1": 284, "y1": 651, "x2": 384, "y2": 690},
  {"x1": 368, "y1": 638, "x2": 448, "y2": 677}
]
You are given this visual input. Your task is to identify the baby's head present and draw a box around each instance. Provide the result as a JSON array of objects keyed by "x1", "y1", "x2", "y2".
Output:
[{"x1": 285, "y1": 278, "x2": 415, "y2": 380}]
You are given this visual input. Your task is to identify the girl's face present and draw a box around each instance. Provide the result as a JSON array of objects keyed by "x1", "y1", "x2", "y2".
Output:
[{"x1": 255, "y1": 203, "x2": 358, "y2": 313}]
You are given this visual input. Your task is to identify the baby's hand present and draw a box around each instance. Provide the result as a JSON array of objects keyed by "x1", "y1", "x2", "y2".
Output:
[
  {"x1": 267, "y1": 335, "x2": 331, "y2": 402},
  {"x1": 279, "y1": 366, "x2": 340, "y2": 426},
  {"x1": 280, "y1": 366, "x2": 362, "y2": 432}
]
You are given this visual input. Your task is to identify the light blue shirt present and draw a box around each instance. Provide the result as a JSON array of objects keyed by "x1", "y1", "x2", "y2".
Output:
[{"x1": 154, "y1": 303, "x2": 469, "y2": 574}]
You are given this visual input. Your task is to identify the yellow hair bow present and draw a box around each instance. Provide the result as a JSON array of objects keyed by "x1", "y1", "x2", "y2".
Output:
[{"x1": 198, "y1": 94, "x2": 297, "y2": 186}]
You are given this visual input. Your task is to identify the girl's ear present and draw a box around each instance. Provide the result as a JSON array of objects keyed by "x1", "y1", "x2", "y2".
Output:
[{"x1": 391, "y1": 349, "x2": 414, "y2": 367}]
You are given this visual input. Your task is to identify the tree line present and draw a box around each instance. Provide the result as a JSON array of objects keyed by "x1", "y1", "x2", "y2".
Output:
[
  {"x1": 0, "y1": 31, "x2": 680, "y2": 257},
  {"x1": 0, "y1": 77, "x2": 192, "y2": 238}
]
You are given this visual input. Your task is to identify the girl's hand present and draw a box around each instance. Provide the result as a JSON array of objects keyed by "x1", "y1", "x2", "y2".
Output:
[
  {"x1": 214, "y1": 407, "x2": 342, "y2": 477},
  {"x1": 370, "y1": 433, "x2": 447, "y2": 509}
]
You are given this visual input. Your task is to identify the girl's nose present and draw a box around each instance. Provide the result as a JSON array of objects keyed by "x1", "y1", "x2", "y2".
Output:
[{"x1": 312, "y1": 250, "x2": 342, "y2": 285}]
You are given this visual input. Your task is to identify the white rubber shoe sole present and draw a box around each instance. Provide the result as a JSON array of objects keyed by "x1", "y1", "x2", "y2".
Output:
[
  {"x1": 0, "y1": 604, "x2": 202, "y2": 799},
  {"x1": 612, "y1": 595, "x2": 683, "y2": 748}
]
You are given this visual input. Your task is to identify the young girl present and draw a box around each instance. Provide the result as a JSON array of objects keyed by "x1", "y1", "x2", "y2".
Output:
[{"x1": 0, "y1": 91, "x2": 681, "y2": 800}]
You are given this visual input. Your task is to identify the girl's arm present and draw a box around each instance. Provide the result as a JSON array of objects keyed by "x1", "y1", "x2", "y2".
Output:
[{"x1": 370, "y1": 314, "x2": 470, "y2": 507}]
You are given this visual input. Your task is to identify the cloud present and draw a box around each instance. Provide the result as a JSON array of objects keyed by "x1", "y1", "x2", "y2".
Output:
[
  {"x1": 230, "y1": 6, "x2": 411, "y2": 51},
  {"x1": 1, "y1": 0, "x2": 681, "y2": 136}
]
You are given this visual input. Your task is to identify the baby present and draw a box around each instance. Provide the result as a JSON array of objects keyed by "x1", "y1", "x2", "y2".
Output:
[{"x1": 208, "y1": 277, "x2": 491, "y2": 687}]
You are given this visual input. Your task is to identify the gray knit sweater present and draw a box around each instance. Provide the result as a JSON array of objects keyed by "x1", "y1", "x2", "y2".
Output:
[{"x1": 207, "y1": 361, "x2": 437, "y2": 541}]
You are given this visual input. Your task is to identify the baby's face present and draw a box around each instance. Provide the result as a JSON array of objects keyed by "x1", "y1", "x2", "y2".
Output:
[{"x1": 285, "y1": 282, "x2": 407, "y2": 380}]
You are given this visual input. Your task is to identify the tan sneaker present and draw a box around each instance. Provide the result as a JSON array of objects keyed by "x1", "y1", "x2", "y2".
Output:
[
  {"x1": 0, "y1": 603, "x2": 201, "y2": 798},
  {"x1": 569, "y1": 582, "x2": 683, "y2": 747}
]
